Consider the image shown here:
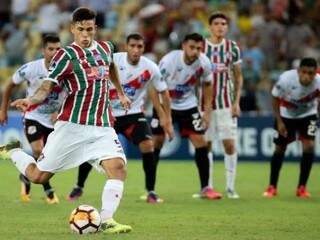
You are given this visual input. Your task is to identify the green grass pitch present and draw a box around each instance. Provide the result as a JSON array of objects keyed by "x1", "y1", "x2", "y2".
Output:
[{"x1": 0, "y1": 160, "x2": 319, "y2": 240}]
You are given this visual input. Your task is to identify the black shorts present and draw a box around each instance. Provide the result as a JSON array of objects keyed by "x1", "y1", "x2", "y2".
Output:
[
  {"x1": 24, "y1": 119, "x2": 53, "y2": 144},
  {"x1": 114, "y1": 113, "x2": 153, "y2": 145},
  {"x1": 150, "y1": 107, "x2": 205, "y2": 137},
  {"x1": 274, "y1": 114, "x2": 318, "y2": 146}
]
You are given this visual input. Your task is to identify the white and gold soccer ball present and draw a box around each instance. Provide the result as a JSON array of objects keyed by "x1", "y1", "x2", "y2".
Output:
[{"x1": 69, "y1": 205, "x2": 101, "y2": 234}]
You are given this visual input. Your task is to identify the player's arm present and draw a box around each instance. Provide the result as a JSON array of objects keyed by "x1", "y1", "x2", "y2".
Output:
[
  {"x1": 202, "y1": 81, "x2": 212, "y2": 129},
  {"x1": 149, "y1": 86, "x2": 174, "y2": 140},
  {"x1": 109, "y1": 62, "x2": 131, "y2": 111},
  {"x1": 272, "y1": 96, "x2": 287, "y2": 137},
  {"x1": 232, "y1": 63, "x2": 243, "y2": 117},
  {"x1": 11, "y1": 80, "x2": 54, "y2": 112},
  {"x1": 0, "y1": 80, "x2": 17, "y2": 125}
]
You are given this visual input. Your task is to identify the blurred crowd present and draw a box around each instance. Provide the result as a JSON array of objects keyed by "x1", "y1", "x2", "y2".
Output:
[{"x1": 0, "y1": 0, "x2": 319, "y2": 113}]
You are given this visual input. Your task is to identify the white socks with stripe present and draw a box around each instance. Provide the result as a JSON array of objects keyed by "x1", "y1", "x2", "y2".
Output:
[
  {"x1": 100, "y1": 179, "x2": 124, "y2": 221},
  {"x1": 224, "y1": 153, "x2": 237, "y2": 191},
  {"x1": 10, "y1": 149, "x2": 36, "y2": 176}
]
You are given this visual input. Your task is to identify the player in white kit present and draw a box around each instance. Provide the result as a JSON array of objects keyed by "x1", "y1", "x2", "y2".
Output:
[
  {"x1": 263, "y1": 58, "x2": 320, "y2": 198},
  {"x1": 67, "y1": 33, "x2": 173, "y2": 203},
  {"x1": 0, "y1": 35, "x2": 62, "y2": 204},
  {"x1": 151, "y1": 33, "x2": 222, "y2": 199}
]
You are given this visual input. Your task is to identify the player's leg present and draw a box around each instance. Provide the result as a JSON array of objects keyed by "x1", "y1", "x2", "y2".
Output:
[
  {"x1": 29, "y1": 139, "x2": 58, "y2": 204},
  {"x1": 88, "y1": 126, "x2": 131, "y2": 234},
  {"x1": 263, "y1": 117, "x2": 291, "y2": 198},
  {"x1": 150, "y1": 108, "x2": 166, "y2": 166},
  {"x1": 296, "y1": 116, "x2": 317, "y2": 198},
  {"x1": 67, "y1": 162, "x2": 93, "y2": 201},
  {"x1": 216, "y1": 109, "x2": 239, "y2": 198},
  {"x1": 222, "y1": 138, "x2": 239, "y2": 198},
  {"x1": 296, "y1": 139, "x2": 314, "y2": 198},
  {"x1": 0, "y1": 141, "x2": 54, "y2": 184}
]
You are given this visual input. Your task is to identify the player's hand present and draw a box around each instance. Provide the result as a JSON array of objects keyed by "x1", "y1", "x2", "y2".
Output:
[
  {"x1": 202, "y1": 111, "x2": 210, "y2": 130},
  {"x1": 277, "y1": 120, "x2": 288, "y2": 137},
  {"x1": 118, "y1": 94, "x2": 131, "y2": 112},
  {"x1": 231, "y1": 103, "x2": 241, "y2": 118},
  {"x1": 0, "y1": 109, "x2": 8, "y2": 125},
  {"x1": 160, "y1": 116, "x2": 174, "y2": 141},
  {"x1": 11, "y1": 98, "x2": 32, "y2": 112},
  {"x1": 50, "y1": 112, "x2": 59, "y2": 124}
]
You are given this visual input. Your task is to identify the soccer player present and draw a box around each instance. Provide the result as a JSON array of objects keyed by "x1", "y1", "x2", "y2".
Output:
[
  {"x1": 203, "y1": 12, "x2": 243, "y2": 199},
  {"x1": 0, "y1": 7, "x2": 132, "y2": 234},
  {"x1": 151, "y1": 33, "x2": 221, "y2": 199},
  {"x1": 0, "y1": 34, "x2": 62, "y2": 204},
  {"x1": 263, "y1": 58, "x2": 320, "y2": 198},
  {"x1": 67, "y1": 33, "x2": 174, "y2": 203}
]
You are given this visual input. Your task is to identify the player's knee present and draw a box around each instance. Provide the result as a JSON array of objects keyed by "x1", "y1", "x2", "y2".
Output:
[
  {"x1": 32, "y1": 149, "x2": 42, "y2": 159},
  {"x1": 139, "y1": 140, "x2": 154, "y2": 152},
  {"x1": 274, "y1": 144, "x2": 286, "y2": 154},
  {"x1": 153, "y1": 135, "x2": 165, "y2": 148},
  {"x1": 29, "y1": 172, "x2": 46, "y2": 184},
  {"x1": 224, "y1": 144, "x2": 235, "y2": 155}
]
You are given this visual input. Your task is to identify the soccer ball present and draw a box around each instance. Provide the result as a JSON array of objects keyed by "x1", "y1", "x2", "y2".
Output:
[{"x1": 69, "y1": 205, "x2": 101, "y2": 234}]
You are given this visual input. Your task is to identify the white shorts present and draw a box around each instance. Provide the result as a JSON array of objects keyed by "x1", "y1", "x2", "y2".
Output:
[
  {"x1": 37, "y1": 121, "x2": 127, "y2": 173},
  {"x1": 205, "y1": 108, "x2": 237, "y2": 141}
]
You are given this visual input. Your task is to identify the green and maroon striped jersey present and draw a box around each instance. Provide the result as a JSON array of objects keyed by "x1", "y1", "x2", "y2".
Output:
[
  {"x1": 203, "y1": 38, "x2": 241, "y2": 110},
  {"x1": 47, "y1": 40, "x2": 114, "y2": 127}
]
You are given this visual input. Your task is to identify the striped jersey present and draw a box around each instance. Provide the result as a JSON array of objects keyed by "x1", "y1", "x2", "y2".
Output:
[
  {"x1": 272, "y1": 69, "x2": 320, "y2": 118},
  {"x1": 47, "y1": 40, "x2": 114, "y2": 127},
  {"x1": 109, "y1": 52, "x2": 166, "y2": 117},
  {"x1": 159, "y1": 50, "x2": 212, "y2": 110},
  {"x1": 203, "y1": 38, "x2": 242, "y2": 110},
  {"x1": 12, "y1": 58, "x2": 65, "y2": 128}
]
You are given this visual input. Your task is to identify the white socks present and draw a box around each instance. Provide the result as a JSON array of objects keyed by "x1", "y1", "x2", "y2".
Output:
[
  {"x1": 100, "y1": 179, "x2": 124, "y2": 221},
  {"x1": 10, "y1": 149, "x2": 36, "y2": 176},
  {"x1": 224, "y1": 153, "x2": 237, "y2": 191}
]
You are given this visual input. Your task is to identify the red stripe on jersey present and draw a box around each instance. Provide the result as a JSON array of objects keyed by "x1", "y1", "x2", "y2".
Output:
[
  {"x1": 279, "y1": 99, "x2": 297, "y2": 109},
  {"x1": 80, "y1": 83, "x2": 93, "y2": 124},
  {"x1": 96, "y1": 81, "x2": 106, "y2": 126},
  {"x1": 59, "y1": 93, "x2": 76, "y2": 121},
  {"x1": 51, "y1": 49, "x2": 65, "y2": 63},
  {"x1": 107, "y1": 104, "x2": 115, "y2": 127},
  {"x1": 109, "y1": 89, "x2": 117, "y2": 100},
  {"x1": 98, "y1": 41, "x2": 110, "y2": 54},
  {"x1": 297, "y1": 89, "x2": 320, "y2": 104}
]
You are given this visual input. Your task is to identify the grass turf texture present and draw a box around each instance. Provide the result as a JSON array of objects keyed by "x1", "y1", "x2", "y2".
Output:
[{"x1": 0, "y1": 160, "x2": 319, "y2": 240}]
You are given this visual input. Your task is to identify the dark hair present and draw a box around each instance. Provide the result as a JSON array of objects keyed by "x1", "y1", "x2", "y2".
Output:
[
  {"x1": 72, "y1": 7, "x2": 96, "y2": 22},
  {"x1": 42, "y1": 34, "x2": 60, "y2": 47},
  {"x1": 126, "y1": 33, "x2": 144, "y2": 43},
  {"x1": 208, "y1": 12, "x2": 229, "y2": 25},
  {"x1": 300, "y1": 58, "x2": 318, "y2": 68},
  {"x1": 183, "y1": 33, "x2": 204, "y2": 43}
]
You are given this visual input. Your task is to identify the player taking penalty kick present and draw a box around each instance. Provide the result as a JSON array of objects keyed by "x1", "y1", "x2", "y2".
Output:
[{"x1": 0, "y1": 7, "x2": 132, "y2": 234}]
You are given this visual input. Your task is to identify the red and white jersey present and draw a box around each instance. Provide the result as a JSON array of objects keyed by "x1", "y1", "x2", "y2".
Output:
[
  {"x1": 12, "y1": 58, "x2": 65, "y2": 128},
  {"x1": 159, "y1": 50, "x2": 212, "y2": 110},
  {"x1": 109, "y1": 52, "x2": 166, "y2": 117},
  {"x1": 272, "y1": 69, "x2": 320, "y2": 118}
]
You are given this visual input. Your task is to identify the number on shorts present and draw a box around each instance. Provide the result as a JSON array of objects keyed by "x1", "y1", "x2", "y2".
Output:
[
  {"x1": 307, "y1": 120, "x2": 317, "y2": 136},
  {"x1": 192, "y1": 119, "x2": 203, "y2": 131}
]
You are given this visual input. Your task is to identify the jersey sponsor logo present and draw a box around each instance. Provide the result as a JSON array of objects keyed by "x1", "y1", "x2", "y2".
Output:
[
  {"x1": 88, "y1": 66, "x2": 109, "y2": 80},
  {"x1": 211, "y1": 63, "x2": 228, "y2": 73}
]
